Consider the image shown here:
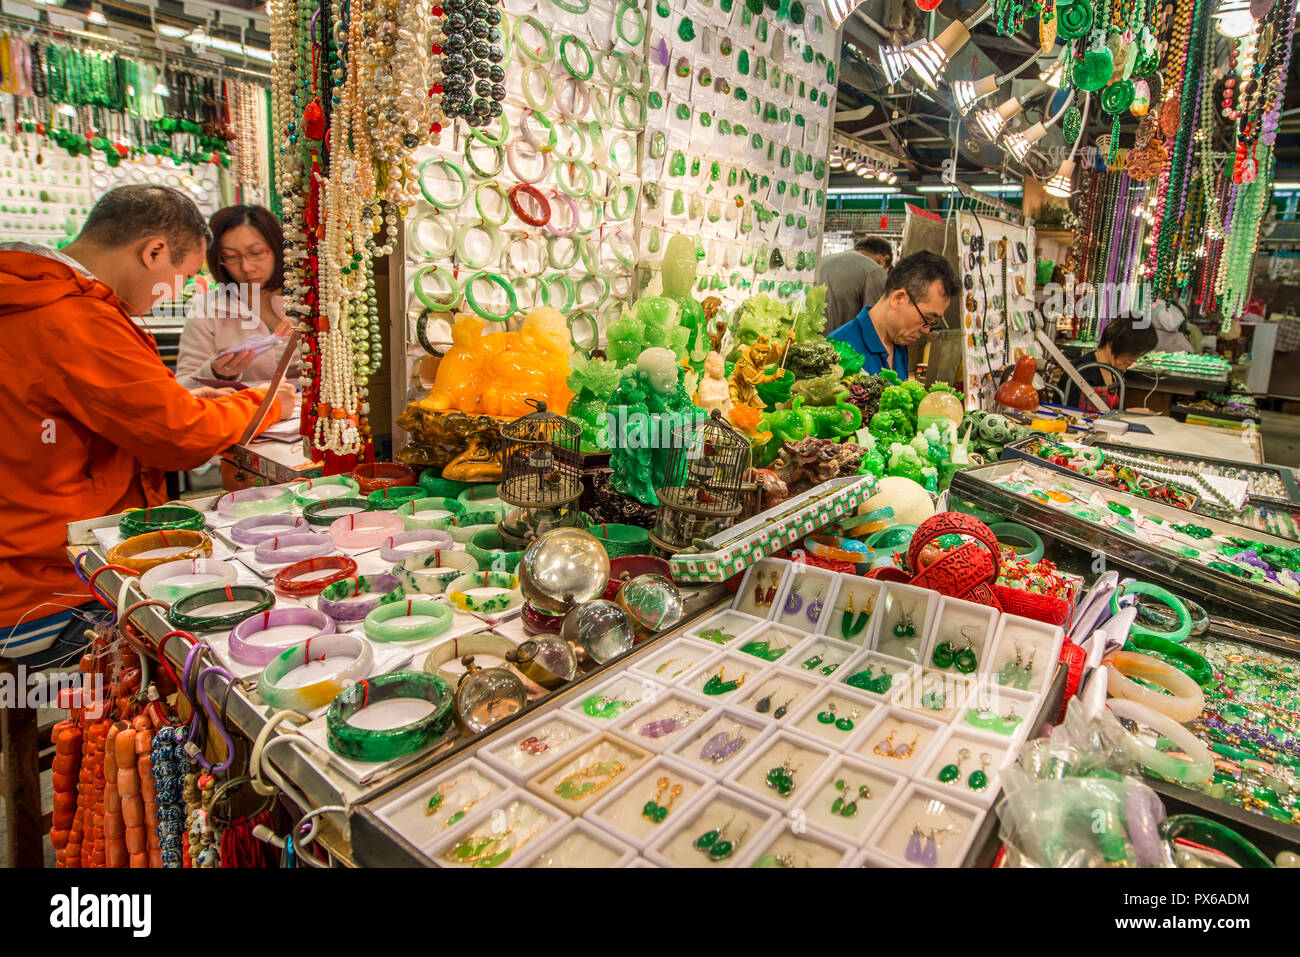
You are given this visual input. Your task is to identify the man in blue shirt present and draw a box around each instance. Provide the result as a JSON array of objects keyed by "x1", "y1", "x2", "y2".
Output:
[{"x1": 828, "y1": 251, "x2": 960, "y2": 378}]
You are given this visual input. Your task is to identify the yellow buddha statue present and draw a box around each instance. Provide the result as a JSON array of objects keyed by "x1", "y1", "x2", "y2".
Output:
[
  {"x1": 729, "y1": 332, "x2": 794, "y2": 410},
  {"x1": 421, "y1": 307, "x2": 575, "y2": 418}
]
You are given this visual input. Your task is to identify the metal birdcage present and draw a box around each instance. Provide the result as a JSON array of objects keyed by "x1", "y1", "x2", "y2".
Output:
[
  {"x1": 650, "y1": 410, "x2": 749, "y2": 554},
  {"x1": 498, "y1": 399, "x2": 583, "y2": 509}
]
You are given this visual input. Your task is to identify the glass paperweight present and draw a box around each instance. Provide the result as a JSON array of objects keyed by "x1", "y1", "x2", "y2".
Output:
[
  {"x1": 615, "y1": 573, "x2": 684, "y2": 639},
  {"x1": 519, "y1": 527, "x2": 612, "y2": 614},
  {"x1": 506, "y1": 636, "x2": 579, "y2": 690},
  {"x1": 454, "y1": 656, "x2": 528, "y2": 734},
  {"x1": 561, "y1": 599, "x2": 634, "y2": 664}
]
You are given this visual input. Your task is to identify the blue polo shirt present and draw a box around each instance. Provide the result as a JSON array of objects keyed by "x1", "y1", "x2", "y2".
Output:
[{"x1": 828, "y1": 305, "x2": 908, "y2": 377}]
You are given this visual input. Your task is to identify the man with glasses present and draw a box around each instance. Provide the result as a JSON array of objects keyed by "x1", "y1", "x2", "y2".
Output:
[{"x1": 828, "y1": 251, "x2": 959, "y2": 378}]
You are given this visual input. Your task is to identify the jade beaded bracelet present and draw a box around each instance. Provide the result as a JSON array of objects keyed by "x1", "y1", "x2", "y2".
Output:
[{"x1": 325, "y1": 671, "x2": 455, "y2": 763}]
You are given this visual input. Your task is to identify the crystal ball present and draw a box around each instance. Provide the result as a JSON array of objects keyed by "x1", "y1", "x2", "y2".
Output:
[
  {"x1": 519, "y1": 527, "x2": 611, "y2": 613},
  {"x1": 454, "y1": 658, "x2": 526, "y2": 734},
  {"x1": 505, "y1": 635, "x2": 578, "y2": 689},
  {"x1": 615, "y1": 573, "x2": 684, "y2": 638},
  {"x1": 561, "y1": 599, "x2": 634, "y2": 665}
]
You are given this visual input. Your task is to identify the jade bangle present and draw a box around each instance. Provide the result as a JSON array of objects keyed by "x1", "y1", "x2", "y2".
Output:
[
  {"x1": 515, "y1": 15, "x2": 554, "y2": 63},
  {"x1": 366, "y1": 485, "x2": 426, "y2": 510},
  {"x1": 168, "y1": 584, "x2": 276, "y2": 632},
  {"x1": 550, "y1": 0, "x2": 590, "y2": 12},
  {"x1": 474, "y1": 182, "x2": 511, "y2": 227},
  {"x1": 229, "y1": 607, "x2": 336, "y2": 667},
  {"x1": 446, "y1": 571, "x2": 523, "y2": 614},
  {"x1": 522, "y1": 61, "x2": 556, "y2": 113},
  {"x1": 464, "y1": 138, "x2": 506, "y2": 178},
  {"x1": 521, "y1": 110, "x2": 557, "y2": 153},
  {"x1": 396, "y1": 496, "x2": 466, "y2": 531},
  {"x1": 575, "y1": 274, "x2": 610, "y2": 311},
  {"x1": 556, "y1": 77, "x2": 592, "y2": 121},
  {"x1": 413, "y1": 263, "x2": 462, "y2": 312},
  {"x1": 318, "y1": 574, "x2": 405, "y2": 623},
  {"x1": 559, "y1": 35, "x2": 594, "y2": 80},
  {"x1": 568, "y1": 311, "x2": 600, "y2": 351},
  {"x1": 119, "y1": 504, "x2": 205, "y2": 538},
  {"x1": 588, "y1": 163, "x2": 620, "y2": 203},
  {"x1": 466, "y1": 528, "x2": 525, "y2": 573},
  {"x1": 302, "y1": 497, "x2": 371, "y2": 527},
  {"x1": 107, "y1": 531, "x2": 213, "y2": 573},
  {"x1": 543, "y1": 273, "x2": 576, "y2": 313},
  {"x1": 455, "y1": 220, "x2": 504, "y2": 270},
  {"x1": 216, "y1": 485, "x2": 296, "y2": 519},
  {"x1": 616, "y1": 0, "x2": 646, "y2": 44},
  {"x1": 423, "y1": 633, "x2": 516, "y2": 685},
  {"x1": 608, "y1": 133, "x2": 637, "y2": 174},
  {"x1": 393, "y1": 547, "x2": 480, "y2": 595},
  {"x1": 607, "y1": 184, "x2": 635, "y2": 221},
  {"x1": 504, "y1": 231, "x2": 547, "y2": 276},
  {"x1": 547, "y1": 234, "x2": 581, "y2": 270},
  {"x1": 989, "y1": 522, "x2": 1045, "y2": 563},
  {"x1": 258, "y1": 632, "x2": 374, "y2": 713},
  {"x1": 1104, "y1": 651, "x2": 1205, "y2": 723},
  {"x1": 464, "y1": 271, "x2": 519, "y2": 322},
  {"x1": 1107, "y1": 697, "x2": 1215, "y2": 785},
  {"x1": 578, "y1": 236, "x2": 599, "y2": 274},
  {"x1": 325, "y1": 671, "x2": 454, "y2": 762},
  {"x1": 364, "y1": 598, "x2": 455, "y2": 643},
  {"x1": 556, "y1": 157, "x2": 594, "y2": 198},
  {"x1": 1110, "y1": 581, "x2": 1191, "y2": 643},
  {"x1": 407, "y1": 208, "x2": 458, "y2": 260},
  {"x1": 229, "y1": 513, "x2": 309, "y2": 546},
  {"x1": 470, "y1": 112, "x2": 510, "y2": 148},
  {"x1": 418, "y1": 157, "x2": 469, "y2": 210},
  {"x1": 545, "y1": 189, "x2": 580, "y2": 237},
  {"x1": 139, "y1": 558, "x2": 239, "y2": 604},
  {"x1": 1159, "y1": 815, "x2": 1273, "y2": 868},
  {"x1": 1125, "y1": 633, "x2": 1214, "y2": 686},
  {"x1": 291, "y1": 475, "x2": 361, "y2": 506}
]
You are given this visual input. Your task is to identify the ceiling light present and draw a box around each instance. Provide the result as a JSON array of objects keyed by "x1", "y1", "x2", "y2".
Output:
[
  {"x1": 1003, "y1": 121, "x2": 1047, "y2": 161},
  {"x1": 827, "y1": 186, "x2": 900, "y2": 196},
  {"x1": 157, "y1": 25, "x2": 190, "y2": 37},
  {"x1": 911, "y1": 22, "x2": 972, "y2": 88},
  {"x1": 844, "y1": 158, "x2": 859, "y2": 171},
  {"x1": 975, "y1": 96, "x2": 1024, "y2": 139},
  {"x1": 954, "y1": 75, "x2": 998, "y2": 114},
  {"x1": 971, "y1": 184, "x2": 1023, "y2": 194},
  {"x1": 1040, "y1": 60, "x2": 1066, "y2": 87},
  {"x1": 1272, "y1": 182, "x2": 1300, "y2": 190},
  {"x1": 879, "y1": 43, "x2": 916, "y2": 85},
  {"x1": 826, "y1": 0, "x2": 864, "y2": 28},
  {"x1": 830, "y1": 154, "x2": 844, "y2": 168},
  {"x1": 86, "y1": 2, "x2": 107, "y2": 24},
  {"x1": 917, "y1": 185, "x2": 953, "y2": 192},
  {"x1": 884, "y1": 171, "x2": 898, "y2": 185},
  {"x1": 1213, "y1": 0, "x2": 1257, "y2": 36}
]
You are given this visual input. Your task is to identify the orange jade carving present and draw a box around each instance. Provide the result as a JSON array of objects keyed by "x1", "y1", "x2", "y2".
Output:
[{"x1": 420, "y1": 308, "x2": 575, "y2": 417}]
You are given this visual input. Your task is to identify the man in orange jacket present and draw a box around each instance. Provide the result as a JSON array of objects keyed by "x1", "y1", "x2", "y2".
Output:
[{"x1": 0, "y1": 185, "x2": 296, "y2": 662}]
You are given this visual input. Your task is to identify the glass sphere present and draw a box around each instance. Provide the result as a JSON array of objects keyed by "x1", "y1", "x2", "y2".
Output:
[
  {"x1": 453, "y1": 657, "x2": 526, "y2": 734},
  {"x1": 916, "y1": 390, "x2": 964, "y2": 430},
  {"x1": 505, "y1": 635, "x2": 578, "y2": 689},
  {"x1": 615, "y1": 574, "x2": 684, "y2": 638},
  {"x1": 519, "y1": 527, "x2": 611, "y2": 614},
  {"x1": 561, "y1": 599, "x2": 633, "y2": 664}
]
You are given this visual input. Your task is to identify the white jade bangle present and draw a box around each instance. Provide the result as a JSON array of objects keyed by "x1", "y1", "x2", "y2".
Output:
[
  {"x1": 1107, "y1": 697, "x2": 1215, "y2": 785},
  {"x1": 1104, "y1": 651, "x2": 1204, "y2": 723},
  {"x1": 140, "y1": 559, "x2": 239, "y2": 603}
]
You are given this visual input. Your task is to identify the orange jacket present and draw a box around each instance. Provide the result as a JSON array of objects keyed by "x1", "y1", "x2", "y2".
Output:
[{"x1": 0, "y1": 249, "x2": 282, "y2": 629}]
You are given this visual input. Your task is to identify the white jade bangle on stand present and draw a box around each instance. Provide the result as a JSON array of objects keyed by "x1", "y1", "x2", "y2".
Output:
[{"x1": 1107, "y1": 697, "x2": 1215, "y2": 785}]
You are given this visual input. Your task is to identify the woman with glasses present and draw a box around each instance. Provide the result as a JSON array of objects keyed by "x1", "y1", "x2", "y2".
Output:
[{"x1": 176, "y1": 205, "x2": 298, "y2": 388}]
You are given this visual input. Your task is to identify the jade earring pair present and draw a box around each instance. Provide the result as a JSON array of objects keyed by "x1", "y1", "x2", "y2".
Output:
[
  {"x1": 694, "y1": 818, "x2": 749, "y2": 860},
  {"x1": 938, "y1": 749, "x2": 991, "y2": 791},
  {"x1": 816, "y1": 701, "x2": 858, "y2": 731},
  {"x1": 932, "y1": 625, "x2": 980, "y2": 673},
  {"x1": 997, "y1": 643, "x2": 1035, "y2": 689}
]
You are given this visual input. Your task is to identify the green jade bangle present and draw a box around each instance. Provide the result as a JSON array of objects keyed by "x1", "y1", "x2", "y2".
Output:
[
  {"x1": 418, "y1": 157, "x2": 469, "y2": 210},
  {"x1": 559, "y1": 35, "x2": 594, "y2": 81},
  {"x1": 470, "y1": 112, "x2": 510, "y2": 148},
  {"x1": 367, "y1": 485, "x2": 426, "y2": 510},
  {"x1": 303, "y1": 497, "x2": 370, "y2": 527},
  {"x1": 1124, "y1": 633, "x2": 1214, "y2": 686},
  {"x1": 523, "y1": 62, "x2": 556, "y2": 113},
  {"x1": 412, "y1": 264, "x2": 462, "y2": 312},
  {"x1": 291, "y1": 475, "x2": 361, "y2": 507},
  {"x1": 616, "y1": 0, "x2": 646, "y2": 44},
  {"x1": 168, "y1": 584, "x2": 276, "y2": 632},
  {"x1": 608, "y1": 184, "x2": 636, "y2": 221},
  {"x1": 543, "y1": 274, "x2": 577, "y2": 313},
  {"x1": 548, "y1": 235, "x2": 582, "y2": 270},
  {"x1": 1110, "y1": 581, "x2": 1191, "y2": 643},
  {"x1": 556, "y1": 157, "x2": 594, "y2": 198},
  {"x1": 466, "y1": 528, "x2": 525, "y2": 573},
  {"x1": 393, "y1": 547, "x2": 479, "y2": 595},
  {"x1": 550, "y1": 0, "x2": 590, "y2": 13},
  {"x1": 397, "y1": 496, "x2": 465, "y2": 531},
  {"x1": 364, "y1": 598, "x2": 455, "y2": 643},
  {"x1": 474, "y1": 182, "x2": 511, "y2": 227},
  {"x1": 446, "y1": 571, "x2": 523, "y2": 614},
  {"x1": 989, "y1": 522, "x2": 1045, "y2": 563},
  {"x1": 325, "y1": 671, "x2": 454, "y2": 763},
  {"x1": 119, "y1": 504, "x2": 205, "y2": 538},
  {"x1": 455, "y1": 220, "x2": 504, "y2": 270},
  {"x1": 515, "y1": 15, "x2": 554, "y2": 63},
  {"x1": 464, "y1": 271, "x2": 519, "y2": 322},
  {"x1": 617, "y1": 87, "x2": 648, "y2": 130},
  {"x1": 464, "y1": 139, "x2": 506, "y2": 178},
  {"x1": 521, "y1": 110, "x2": 557, "y2": 154},
  {"x1": 1159, "y1": 815, "x2": 1273, "y2": 868}
]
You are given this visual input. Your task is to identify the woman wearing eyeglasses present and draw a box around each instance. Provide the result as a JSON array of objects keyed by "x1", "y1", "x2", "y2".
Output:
[{"x1": 176, "y1": 205, "x2": 298, "y2": 388}]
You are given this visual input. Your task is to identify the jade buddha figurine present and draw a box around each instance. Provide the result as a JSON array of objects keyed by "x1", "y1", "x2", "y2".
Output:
[{"x1": 694, "y1": 351, "x2": 733, "y2": 419}]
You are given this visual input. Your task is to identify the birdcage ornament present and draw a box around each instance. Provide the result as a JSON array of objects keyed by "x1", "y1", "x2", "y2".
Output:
[
  {"x1": 498, "y1": 399, "x2": 583, "y2": 513},
  {"x1": 650, "y1": 410, "x2": 749, "y2": 554}
]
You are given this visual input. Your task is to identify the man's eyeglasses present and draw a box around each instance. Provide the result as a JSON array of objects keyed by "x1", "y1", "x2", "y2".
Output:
[
  {"x1": 218, "y1": 248, "x2": 273, "y2": 267},
  {"x1": 906, "y1": 290, "x2": 944, "y2": 330}
]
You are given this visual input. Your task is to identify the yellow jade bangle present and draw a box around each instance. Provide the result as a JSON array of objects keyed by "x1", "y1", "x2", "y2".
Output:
[{"x1": 1103, "y1": 651, "x2": 1205, "y2": 723}]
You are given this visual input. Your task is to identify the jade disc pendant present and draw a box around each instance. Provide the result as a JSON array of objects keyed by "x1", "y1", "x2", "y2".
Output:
[{"x1": 817, "y1": 709, "x2": 836, "y2": 724}]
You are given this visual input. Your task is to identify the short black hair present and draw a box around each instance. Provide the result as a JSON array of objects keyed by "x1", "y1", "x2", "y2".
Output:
[
  {"x1": 1099, "y1": 315, "x2": 1159, "y2": 358},
  {"x1": 885, "y1": 251, "x2": 960, "y2": 302},
  {"x1": 78, "y1": 185, "x2": 212, "y2": 263},
  {"x1": 207, "y1": 205, "x2": 286, "y2": 291},
  {"x1": 856, "y1": 237, "x2": 893, "y2": 264}
]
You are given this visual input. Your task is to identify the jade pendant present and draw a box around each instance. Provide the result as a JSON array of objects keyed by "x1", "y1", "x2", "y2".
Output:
[
  {"x1": 834, "y1": 716, "x2": 854, "y2": 731},
  {"x1": 702, "y1": 674, "x2": 740, "y2": 695},
  {"x1": 671, "y1": 190, "x2": 685, "y2": 215},
  {"x1": 816, "y1": 709, "x2": 836, "y2": 725},
  {"x1": 968, "y1": 770, "x2": 988, "y2": 791},
  {"x1": 670, "y1": 151, "x2": 686, "y2": 176},
  {"x1": 698, "y1": 628, "x2": 732, "y2": 644},
  {"x1": 938, "y1": 763, "x2": 960, "y2": 783},
  {"x1": 765, "y1": 766, "x2": 794, "y2": 795},
  {"x1": 932, "y1": 642, "x2": 955, "y2": 668},
  {"x1": 845, "y1": 669, "x2": 874, "y2": 690}
]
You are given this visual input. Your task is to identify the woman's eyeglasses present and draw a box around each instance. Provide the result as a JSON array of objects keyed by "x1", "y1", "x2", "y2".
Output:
[{"x1": 218, "y1": 248, "x2": 273, "y2": 267}]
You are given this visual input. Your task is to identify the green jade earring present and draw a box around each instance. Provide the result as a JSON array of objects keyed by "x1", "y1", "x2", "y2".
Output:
[
  {"x1": 702, "y1": 668, "x2": 747, "y2": 695},
  {"x1": 997, "y1": 644, "x2": 1035, "y2": 690},
  {"x1": 740, "y1": 637, "x2": 789, "y2": 661},
  {"x1": 831, "y1": 778, "x2": 871, "y2": 817},
  {"x1": 841, "y1": 592, "x2": 872, "y2": 639},
  {"x1": 818, "y1": 702, "x2": 859, "y2": 731},
  {"x1": 694, "y1": 819, "x2": 748, "y2": 860},
  {"x1": 765, "y1": 757, "x2": 799, "y2": 796},
  {"x1": 846, "y1": 665, "x2": 892, "y2": 694},
  {"x1": 968, "y1": 752, "x2": 992, "y2": 791},
  {"x1": 583, "y1": 694, "x2": 634, "y2": 719},
  {"x1": 966, "y1": 705, "x2": 1021, "y2": 735},
  {"x1": 938, "y1": 748, "x2": 969, "y2": 783},
  {"x1": 893, "y1": 605, "x2": 917, "y2": 640},
  {"x1": 932, "y1": 626, "x2": 979, "y2": 673}
]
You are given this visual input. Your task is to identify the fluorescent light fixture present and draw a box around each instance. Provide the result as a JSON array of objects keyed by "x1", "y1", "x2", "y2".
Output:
[
  {"x1": 1003, "y1": 121, "x2": 1047, "y2": 161},
  {"x1": 186, "y1": 30, "x2": 274, "y2": 63},
  {"x1": 827, "y1": 187, "x2": 900, "y2": 195},
  {"x1": 971, "y1": 184, "x2": 1023, "y2": 194},
  {"x1": 157, "y1": 24, "x2": 190, "y2": 37},
  {"x1": 1045, "y1": 159, "x2": 1076, "y2": 198},
  {"x1": 954, "y1": 74, "x2": 998, "y2": 114},
  {"x1": 1272, "y1": 181, "x2": 1300, "y2": 190},
  {"x1": 86, "y1": 2, "x2": 107, "y2": 24},
  {"x1": 879, "y1": 42, "x2": 915, "y2": 85},
  {"x1": 917, "y1": 184, "x2": 954, "y2": 192},
  {"x1": 826, "y1": 0, "x2": 863, "y2": 28}
]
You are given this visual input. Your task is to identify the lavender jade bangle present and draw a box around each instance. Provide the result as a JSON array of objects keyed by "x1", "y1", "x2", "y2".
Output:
[
  {"x1": 329, "y1": 510, "x2": 404, "y2": 548},
  {"x1": 216, "y1": 485, "x2": 296, "y2": 519},
  {"x1": 228, "y1": 607, "x2": 337, "y2": 666},
  {"x1": 545, "y1": 188, "x2": 580, "y2": 237},
  {"x1": 253, "y1": 531, "x2": 334, "y2": 564},
  {"x1": 318, "y1": 573, "x2": 405, "y2": 622},
  {"x1": 380, "y1": 529, "x2": 455, "y2": 562},
  {"x1": 230, "y1": 513, "x2": 309, "y2": 546}
]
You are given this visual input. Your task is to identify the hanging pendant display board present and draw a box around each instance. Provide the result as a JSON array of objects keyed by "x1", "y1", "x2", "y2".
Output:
[
  {"x1": 0, "y1": 133, "x2": 91, "y2": 246},
  {"x1": 399, "y1": 0, "x2": 839, "y2": 376},
  {"x1": 639, "y1": 0, "x2": 838, "y2": 310},
  {"x1": 955, "y1": 212, "x2": 1036, "y2": 410}
]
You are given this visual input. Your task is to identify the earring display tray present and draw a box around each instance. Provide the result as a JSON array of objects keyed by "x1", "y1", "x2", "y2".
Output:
[{"x1": 351, "y1": 557, "x2": 1066, "y2": 866}]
